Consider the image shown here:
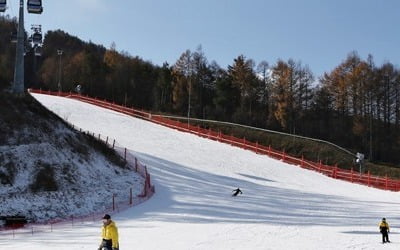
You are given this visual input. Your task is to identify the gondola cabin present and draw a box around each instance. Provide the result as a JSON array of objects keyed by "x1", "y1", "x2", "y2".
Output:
[
  {"x1": 27, "y1": 0, "x2": 43, "y2": 14},
  {"x1": 32, "y1": 32, "x2": 42, "y2": 44},
  {"x1": 0, "y1": 0, "x2": 6, "y2": 12}
]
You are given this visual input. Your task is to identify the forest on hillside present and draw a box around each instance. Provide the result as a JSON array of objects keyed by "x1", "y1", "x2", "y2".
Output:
[{"x1": 1, "y1": 16, "x2": 399, "y2": 166}]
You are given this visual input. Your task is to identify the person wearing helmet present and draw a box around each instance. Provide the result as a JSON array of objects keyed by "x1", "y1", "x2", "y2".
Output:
[
  {"x1": 379, "y1": 218, "x2": 390, "y2": 243},
  {"x1": 98, "y1": 214, "x2": 119, "y2": 250}
]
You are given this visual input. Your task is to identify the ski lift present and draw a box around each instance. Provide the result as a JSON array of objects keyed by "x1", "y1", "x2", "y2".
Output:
[
  {"x1": 32, "y1": 32, "x2": 42, "y2": 45},
  {"x1": 0, "y1": 0, "x2": 6, "y2": 12},
  {"x1": 34, "y1": 46, "x2": 42, "y2": 57},
  {"x1": 10, "y1": 31, "x2": 17, "y2": 43},
  {"x1": 27, "y1": 0, "x2": 43, "y2": 14}
]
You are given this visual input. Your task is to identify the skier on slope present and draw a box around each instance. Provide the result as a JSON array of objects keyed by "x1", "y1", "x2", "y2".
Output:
[
  {"x1": 379, "y1": 218, "x2": 390, "y2": 243},
  {"x1": 232, "y1": 188, "x2": 242, "y2": 197},
  {"x1": 98, "y1": 214, "x2": 119, "y2": 250}
]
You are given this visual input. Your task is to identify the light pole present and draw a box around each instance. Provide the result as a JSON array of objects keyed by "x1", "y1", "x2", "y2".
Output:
[
  {"x1": 186, "y1": 55, "x2": 192, "y2": 128},
  {"x1": 187, "y1": 77, "x2": 191, "y2": 128},
  {"x1": 57, "y1": 49, "x2": 63, "y2": 92}
]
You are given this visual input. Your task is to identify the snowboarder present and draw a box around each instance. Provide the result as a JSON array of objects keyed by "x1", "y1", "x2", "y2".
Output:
[
  {"x1": 379, "y1": 218, "x2": 390, "y2": 243},
  {"x1": 98, "y1": 214, "x2": 119, "y2": 250},
  {"x1": 232, "y1": 188, "x2": 242, "y2": 196}
]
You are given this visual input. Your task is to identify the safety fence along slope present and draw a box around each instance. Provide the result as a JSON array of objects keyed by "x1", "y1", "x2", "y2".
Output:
[
  {"x1": 29, "y1": 89, "x2": 400, "y2": 192},
  {"x1": 0, "y1": 122, "x2": 154, "y2": 237}
]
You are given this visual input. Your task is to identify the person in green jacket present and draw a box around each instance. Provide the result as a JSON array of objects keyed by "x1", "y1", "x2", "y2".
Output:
[
  {"x1": 98, "y1": 214, "x2": 119, "y2": 250},
  {"x1": 379, "y1": 218, "x2": 390, "y2": 243}
]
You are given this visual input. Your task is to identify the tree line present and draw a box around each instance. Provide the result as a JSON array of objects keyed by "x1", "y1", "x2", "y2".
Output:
[{"x1": 1, "y1": 16, "x2": 399, "y2": 166}]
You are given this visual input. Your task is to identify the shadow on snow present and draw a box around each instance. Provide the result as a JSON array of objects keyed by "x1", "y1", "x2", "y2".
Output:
[{"x1": 118, "y1": 150, "x2": 400, "y2": 227}]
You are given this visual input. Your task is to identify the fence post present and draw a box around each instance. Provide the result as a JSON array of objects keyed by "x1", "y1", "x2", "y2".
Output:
[
  {"x1": 113, "y1": 194, "x2": 115, "y2": 211},
  {"x1": 282, "y1": 149, "x2": 286, "y2": 161},
  {"x1": 386, "y1": 175, "x2": 388, "y2": 190},
  {"x1": 301, "y1": 155, "x2": 304, "y2": 168},
  {"x1": 112, "y1": 139, "x2": 115, "y2": 149},
  {"x1": 336, "y1": 164, "x2": 339, "y2": 178},
  {"x1": 124, "y1": 148, "x2": 127, "y2": 161},
  {"x1": 255, "y1": 142, "x2": 258, "y2": 154},
  {"x1": 135, "y1": 157, "x2": 138, "y2": 172},
  {"x1": 106, "y1": 136, "x2": 109, "y2": 145},
  {"x1": 368, "y1": 171, "x2": 371, "y2": 187},
  {"x1": 351, "y1": 168, "x2": 354, "y2": 183},
  {"x1": 130, "y1": 188, "x2": 133, "y2": 205}
]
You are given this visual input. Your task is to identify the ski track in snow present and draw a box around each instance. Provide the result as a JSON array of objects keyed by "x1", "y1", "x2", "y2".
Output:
[{"x1": 1, "y1": 93, "x2": 399, "y2": 249}]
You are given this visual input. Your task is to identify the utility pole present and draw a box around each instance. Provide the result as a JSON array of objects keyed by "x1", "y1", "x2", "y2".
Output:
[
  {"x1": 13, "y1": 0, "x2": 25, "y2": 95},
  {"x1": 186, "y1": 55, "x2": 192, "y2": 128},
  {"x1": 57, "y1": 49, "x2": 63, "y2": 92},
  {"x1": 187, "y1": 77, "x2": 191, "y2": 128}
]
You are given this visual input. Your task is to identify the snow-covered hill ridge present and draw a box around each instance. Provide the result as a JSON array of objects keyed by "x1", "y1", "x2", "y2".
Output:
[
  {"x1": 0, "y1": 94, "x2": 145, "y2": 222},
  {"x1": 29, "y1": 89, "x2": 400, "y2": 192}
]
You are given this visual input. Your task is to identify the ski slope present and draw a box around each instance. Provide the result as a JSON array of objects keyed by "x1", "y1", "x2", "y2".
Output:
[{"x1": 2, "y1": 93, "x2": 400, "y2": 249}]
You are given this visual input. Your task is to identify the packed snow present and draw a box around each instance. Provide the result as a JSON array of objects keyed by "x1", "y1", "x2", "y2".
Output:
[{"x1": 1, "y1": 93, "x2": 400, "y2": 249}]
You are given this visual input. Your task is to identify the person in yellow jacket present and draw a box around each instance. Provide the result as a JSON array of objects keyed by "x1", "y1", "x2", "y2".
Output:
[
  {"x1": 98, "y1": 214, "x2": 119, "y2": 250},
  {"x1": 379, "y1": 218, "x2": 390, "y2": 243}
]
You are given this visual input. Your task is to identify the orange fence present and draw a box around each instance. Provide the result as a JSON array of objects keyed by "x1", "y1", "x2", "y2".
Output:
[{"x1": 29, "y1": 89, "x2": 400, "y2": 192}]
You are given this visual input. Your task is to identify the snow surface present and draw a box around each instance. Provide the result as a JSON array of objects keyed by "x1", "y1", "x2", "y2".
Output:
[{"x1": 1, "y1": 93, "x2": 400, "y2": 249}]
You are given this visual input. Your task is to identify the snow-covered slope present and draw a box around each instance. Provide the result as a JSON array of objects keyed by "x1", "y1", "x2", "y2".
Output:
[
  {"x1": 0, "y1": 94, "x2": 144, "y2": 221},
  {"x1": 2, "y1": 93, "x2": 400, "y2": 249}
]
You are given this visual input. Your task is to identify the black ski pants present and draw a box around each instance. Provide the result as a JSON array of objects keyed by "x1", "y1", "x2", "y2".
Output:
[{"x1": 381, "y1": 231, "x2": 389, "y2": 243}]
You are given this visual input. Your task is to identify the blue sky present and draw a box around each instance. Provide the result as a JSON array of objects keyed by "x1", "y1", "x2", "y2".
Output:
[{"x1": 4, "y1": 0, "x2": 400, "y2": 77}]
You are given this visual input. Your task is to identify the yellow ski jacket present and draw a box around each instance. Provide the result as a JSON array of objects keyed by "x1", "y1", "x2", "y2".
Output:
[
  {"x1": 379, "y1": 221, "x2": 390, "y2": 232},
  {"x1": 101, "y1": 220, "x2": 119, "y2": 248}
]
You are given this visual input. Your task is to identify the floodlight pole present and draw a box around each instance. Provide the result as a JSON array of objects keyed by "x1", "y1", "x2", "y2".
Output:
[
  {"x1": 186, "y1": 56, "x2": 192, "y2": 128},
  {"x1": 13, "y1": 0, "x2": 25, "y2": 94},
  {"x1": 187, "y1": 77, "x2": 191, "y2": 128},
  {"x1": 57, "y1": 49, "x2": 63, "y2": 92}
]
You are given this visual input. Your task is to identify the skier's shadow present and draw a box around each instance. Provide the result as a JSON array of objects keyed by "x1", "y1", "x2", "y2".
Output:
[{"x1": 342, "y1": 231, "x2": 400, "y2": 235}]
